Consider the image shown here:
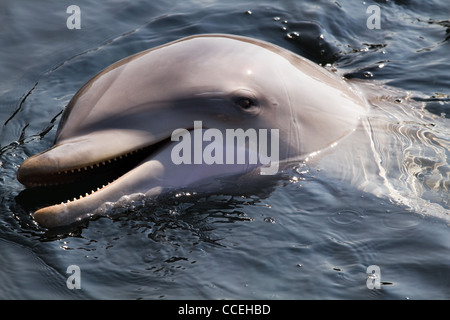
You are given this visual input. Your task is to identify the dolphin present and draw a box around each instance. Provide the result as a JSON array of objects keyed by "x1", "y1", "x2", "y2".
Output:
[{"x1": 17, "y1": 34, "x2": 368, "y2": 228}]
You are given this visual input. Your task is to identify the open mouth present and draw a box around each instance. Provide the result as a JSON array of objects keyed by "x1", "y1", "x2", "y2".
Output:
[{"x1": 17, "y1": 139, "x2": 171, "y2": 212}]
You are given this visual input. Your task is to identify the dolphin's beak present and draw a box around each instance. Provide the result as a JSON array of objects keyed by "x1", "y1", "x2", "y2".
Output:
[{"x1": 17, "y1": 129, "x2": 172, "y2": 227}]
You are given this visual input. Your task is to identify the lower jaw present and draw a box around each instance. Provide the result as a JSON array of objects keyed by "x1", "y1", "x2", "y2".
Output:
[{"x1": 16, "y1": 168, "x2": 128, "y2": 213}]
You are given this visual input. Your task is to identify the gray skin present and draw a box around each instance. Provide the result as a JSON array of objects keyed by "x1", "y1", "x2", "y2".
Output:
[{"x1": 17, "y1": 34, "x2": 368, "y2": 228}]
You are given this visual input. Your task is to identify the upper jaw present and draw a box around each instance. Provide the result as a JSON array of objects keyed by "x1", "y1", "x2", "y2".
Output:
[{"x1": 17, "y1": 130, "x2": 161, "y2": 188}]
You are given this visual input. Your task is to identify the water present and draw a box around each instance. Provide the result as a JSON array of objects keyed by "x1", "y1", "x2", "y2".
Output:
[{"x1": 0, "y1": 0, "x2": 449, "y2": 299}]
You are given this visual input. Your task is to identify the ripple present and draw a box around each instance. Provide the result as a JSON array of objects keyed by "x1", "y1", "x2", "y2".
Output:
[
  {"x1": 328, "y1": 210, "x2": 363, "y2": 226},
  {"x1": 381, "y1": 212, "x2": 420, "y2": 230}
]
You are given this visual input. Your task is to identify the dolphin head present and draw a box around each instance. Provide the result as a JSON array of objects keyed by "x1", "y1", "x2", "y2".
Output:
[{"x1": 17, "y1": 34, "x2": 367, "y2": 228}]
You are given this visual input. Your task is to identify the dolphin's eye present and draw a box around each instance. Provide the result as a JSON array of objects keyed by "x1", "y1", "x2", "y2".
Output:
[
  {"x1": 234, "y1": 97, "x2": 259, "y2": 114},
  {"x1": 236, "y1": 97, "x2": 254, "y2": 109},
  {"x1": 230, "y1": 89, "x2": 260, "y2": 115}
]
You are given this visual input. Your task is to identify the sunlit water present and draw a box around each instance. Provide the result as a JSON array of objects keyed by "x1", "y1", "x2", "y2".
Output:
[{"x1": 0, "y1": 0, "x2": 449, "y2": 299}]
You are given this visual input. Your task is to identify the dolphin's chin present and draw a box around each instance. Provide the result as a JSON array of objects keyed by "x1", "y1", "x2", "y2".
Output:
[{"x1": 17, "y1": 138, "x2": 172, "y2": 227}]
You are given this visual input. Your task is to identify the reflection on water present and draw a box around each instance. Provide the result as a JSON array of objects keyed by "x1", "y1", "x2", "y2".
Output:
[
  {"x1": 356, "y1": 82, "x2": 449, "y2": 218},
  {"x1": 0, "y1": 0, "x2": 449, "y2": 299}
]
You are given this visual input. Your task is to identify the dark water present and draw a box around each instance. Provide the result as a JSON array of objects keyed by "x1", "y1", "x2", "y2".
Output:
[{"x1": 0, "y1": 0, "x2": 449, "y2": 299}]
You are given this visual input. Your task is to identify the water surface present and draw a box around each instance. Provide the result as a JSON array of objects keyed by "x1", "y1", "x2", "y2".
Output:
[{"x1": 0, "y1": 0, "x2": 449, "y2": 299}]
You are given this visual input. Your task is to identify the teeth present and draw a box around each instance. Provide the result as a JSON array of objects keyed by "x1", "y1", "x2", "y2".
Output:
[
  {"x1": 41, "y1": 148, "x2": 146, "y2": 205},
  {"x1": 51, "y1": 147, "x2": 147, "y2": 177}
]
